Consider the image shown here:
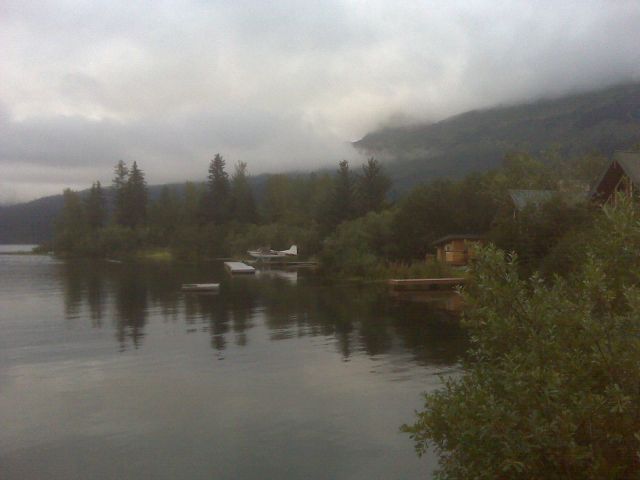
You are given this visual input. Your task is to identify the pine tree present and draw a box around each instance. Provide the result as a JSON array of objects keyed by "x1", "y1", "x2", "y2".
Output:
[
  {"x1": 85, "y1": 181, "x2": 107, "y2": 230},
  {"x1": 231, "y1": 162, "x2": 258, "y2": 223},
  {"x1": 356, "y1": 157, "x2": 391, "y2": 215},
  {"x1": 149, "y1": 185, "x2": 179, "y2": 244},
  {"x1": 328, "y1": 160, "x2": 356, "y2": 228},
  {"x1": 126, "y1": 161, "x2": 147, "y2": 228},
  {"x1": 207, "y1": 154, "x2": 230, "y2": 224},
  {"x1": 53, "y1": 189, "x2": 88, "y2": 252},
  {"x1": 112, "y1": 160, "x2": 129, "y2": 226}
]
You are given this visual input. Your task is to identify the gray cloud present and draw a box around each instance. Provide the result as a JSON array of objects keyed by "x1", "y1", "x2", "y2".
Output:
[{"x1": 1, "y1": 0, "x2": 640, "y2": 202}]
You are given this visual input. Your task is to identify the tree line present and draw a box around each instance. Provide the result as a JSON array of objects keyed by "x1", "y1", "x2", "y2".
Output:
[
  {"x1": 53, "y1": 155, "x2": 393, "y2": 260},
  {"x1": 53, "y1": 147, "x2": 607, "y2": 281},
  {"x1": 55, "y1": 149, "x2": 609, "y2": 272}
]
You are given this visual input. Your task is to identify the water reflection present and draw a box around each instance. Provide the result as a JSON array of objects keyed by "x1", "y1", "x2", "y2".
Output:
[{"x1": 58, "y1": 260, "x2": 467, "y2": 364}]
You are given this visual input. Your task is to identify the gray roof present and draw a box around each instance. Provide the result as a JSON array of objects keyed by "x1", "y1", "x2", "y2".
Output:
[
  {"x1": 508, "y1": 189, "x2": 556, "y2": 211},
  {"x1": 589, "y1": 151, "x2": 640, "y2": 198},
  {"x1": 432, "y1": 234, "x2": 485, "y2": 246},
  {"x1": 614, "y1": 151, "x2": 640, "y2": 184}
]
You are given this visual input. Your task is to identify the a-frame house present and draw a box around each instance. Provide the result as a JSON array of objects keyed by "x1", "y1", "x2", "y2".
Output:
[{"x1": 590, "y1": 151, "x2": 640, "y2": 204}]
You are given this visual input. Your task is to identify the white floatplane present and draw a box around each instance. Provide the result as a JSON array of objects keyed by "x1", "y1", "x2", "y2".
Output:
[{"x1": 247, "y1": 245, "x2": 297, "y2": 261}]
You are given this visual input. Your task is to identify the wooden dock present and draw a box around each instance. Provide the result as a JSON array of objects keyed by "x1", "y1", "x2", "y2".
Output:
[
  {"x1": 224, "y1": 262, "x2": 256, "y2": 274},
  {"x1": 246, "y1": 260, "x2": 318, "y2": 268},
  {"x1": 387, "y1": 277, "x2": 467, "y2": 291}
]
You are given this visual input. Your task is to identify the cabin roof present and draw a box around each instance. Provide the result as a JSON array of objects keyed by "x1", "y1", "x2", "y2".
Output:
[
  {"x1": 589, "y1": 151, "x2": 640, "y2": 199},
  {"x1": 432, "y1": 234, "x2": 485, "y2": 246},
  {"x1": 508, "y1": 189, "x2": 556, "y2": 210}
]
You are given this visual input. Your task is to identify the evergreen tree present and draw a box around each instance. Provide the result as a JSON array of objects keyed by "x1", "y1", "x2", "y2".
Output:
[
  {"x1": 183, "y1": 181, "x2": 203, "y2": 226},
  {"x1": 356, "y1": 157, "x2": 391, "y2": 215},
  {"x1": 148, "y1": 185, "x2": 180, "y2": 244},
  {"x1": 327, "y1": 160, "x2": 356, "y2": 229},
  {"x1": 85, "y1": 181, "x2": 106, "y2": 230},
  {"x1": 59, "y1": 188, "x2": 87, "y2": 233},
  {"x1": 264, "y1": 174, "x2": 293, "y2": 223},
  {"x1": 112, "y1": 160, "x2": 129, "y2": 226},
  {"x1": 53, "y1": 189, "x2": 88, "y2": 252},
  {"x1": 207, "y1": 154, "x2": 230, "y2": 224},
  {"x1": 230, "y1": 162, "x2": 257, "y2": 223},
  {"x1": 126, "y1": 161, "x2": 147, "y2": 228}
]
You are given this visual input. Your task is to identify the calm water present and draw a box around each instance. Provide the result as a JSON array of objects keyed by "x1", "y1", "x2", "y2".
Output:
[{"x1": 0, "y1": 252, "x2": 466, "y2": 479}]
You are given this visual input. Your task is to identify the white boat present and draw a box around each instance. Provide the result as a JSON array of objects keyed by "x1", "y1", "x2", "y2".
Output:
[
  {"x1": 181, "y1": 283, "x2": 220, "y2": 292},
  {"x1": 247, "y1": 245, "x2": 297, "y2": 261}
]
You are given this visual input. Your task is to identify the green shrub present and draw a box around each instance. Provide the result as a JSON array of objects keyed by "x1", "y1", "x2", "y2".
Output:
[{"x1": 403, "y1": 203, "x2": 640, "y2": 479}]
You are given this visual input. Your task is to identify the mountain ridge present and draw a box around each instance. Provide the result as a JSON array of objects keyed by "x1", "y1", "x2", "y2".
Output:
[
  {"x1": 3, "y1": 82, "x2": 640, "y2": 243},
  {"x1": 354, "y1": 82, "x2": 640, "y2": 190}
]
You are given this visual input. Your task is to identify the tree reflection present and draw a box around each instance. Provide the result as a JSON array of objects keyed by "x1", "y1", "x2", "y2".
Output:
[
  {"x1": 58, "y1": 261, "x2": 467, "y2": 365},
  {"x1": 113, "y1": 266, "x2": 148, "y2": 351},
  {"x1": 61, "y1": 261, "x2": 85, "y2": 319}
]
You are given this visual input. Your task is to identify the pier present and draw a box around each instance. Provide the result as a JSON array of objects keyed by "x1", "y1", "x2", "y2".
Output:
[{"x1": 387, "y1": 277, "x2": 467, "y2": 291}]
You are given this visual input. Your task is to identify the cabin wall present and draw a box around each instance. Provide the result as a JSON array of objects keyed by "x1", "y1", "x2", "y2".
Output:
[{"x1": 437, "y1": 239, "x2": 483, "y2": 266}]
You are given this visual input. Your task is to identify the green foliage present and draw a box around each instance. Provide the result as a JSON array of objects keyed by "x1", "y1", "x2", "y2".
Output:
[
  {"x1": 53, "y1": 189, "x2": 88, "y2": 253},
  {"x1": 96, "y1": 225, "x2": 145, "y2": 257},
  {"x1": 206, "y1": 153, "x2": 230, "y2": 224},
  {"x1": 403, "y1": 204, "x2": 640, "y2": 479},
  {"x1": 356, "y1": 157, "x2": 391, "y2": 215},
  {"x1": 85, "y1": 181, "x2": 106, "y2": 230},
  {"x1": 125, "y1": 161, "x2": 147, "y2": 228},
  {"x1": 262, "y1": 174, "x2": 295, "y2": 223},
  {"x1": 385, "y1": 259, "x2": 455, "y2": 280},
  {"x1": 230, "y1": 162, "x2": 258, "y2": 223},
  {"x1": 182, "y1": 181, "x2": 203, "y2": 226},
  {"x1": 321, "y1": 210, "x2": 396, "y2": 278},
  {"x1": 111, "y1": 160, "x2": 148, "y2": 228},
  {"x1": 147, "y1": 185, "x2": 181, "y2": 245},
  {"x1": 326, "y1": 160, "x2": 357, "y2": 230},
  {"x1": 112, "y1": 160, "x2": 129, "y2": 226},
  {"x1": 392, "y1": 175, "x2": 497, "y2": 260},
  {"x1": 490, "y1": 193, "x2": 592, "y2": 275}
]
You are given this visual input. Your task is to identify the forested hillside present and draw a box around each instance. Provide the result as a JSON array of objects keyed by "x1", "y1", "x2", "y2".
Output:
[
  {"x1": 355, "y1": 83, "x2": 640, "y2": 189},
  {"x1": 0, "y1": 195, "x2": 64, "y2": 244}
]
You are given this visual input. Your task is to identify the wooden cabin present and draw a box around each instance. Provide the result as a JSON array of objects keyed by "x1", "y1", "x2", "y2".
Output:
[
  {"x1": 590, "y1": 151, "x2": 640, "y2": 204},
  {"x1": 432, "y1": 234, "x2": 484, "y2": 266}
]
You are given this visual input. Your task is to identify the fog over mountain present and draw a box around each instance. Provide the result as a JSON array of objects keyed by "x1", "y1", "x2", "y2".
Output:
[{"x1": 2, "y1": 0, "x2": 640, "y2": 202}]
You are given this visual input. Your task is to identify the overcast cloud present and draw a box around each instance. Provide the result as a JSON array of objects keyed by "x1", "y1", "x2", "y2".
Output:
[{"x1": 1, "y1": 0, "x2": 640, "y2": 202}]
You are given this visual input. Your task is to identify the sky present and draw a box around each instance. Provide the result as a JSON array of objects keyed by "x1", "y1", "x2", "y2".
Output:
[{"x1": 1, "y1": 0, "x2": 640, "y2": 203}]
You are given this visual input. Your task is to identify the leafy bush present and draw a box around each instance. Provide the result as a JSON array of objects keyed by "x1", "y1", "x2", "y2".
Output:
[
  {"x1": 320, "y1": 210, "x2": 395, "y2": 278},
  {"x1": 403, "y1": 203, "x2": 640, "y2": 479},
  {"x1": 489, "y1": 193, "x2": 592, "y2": 276}
]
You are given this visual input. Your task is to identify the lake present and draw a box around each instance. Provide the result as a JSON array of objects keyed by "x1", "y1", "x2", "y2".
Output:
[{"x1": 0, "y1": 251, "x2": 466, "y2": 479}]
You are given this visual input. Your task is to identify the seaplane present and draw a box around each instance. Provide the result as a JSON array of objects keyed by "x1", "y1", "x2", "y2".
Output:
[{"x1": 247, "y1": 245, "x2": 298, "y2": 262}]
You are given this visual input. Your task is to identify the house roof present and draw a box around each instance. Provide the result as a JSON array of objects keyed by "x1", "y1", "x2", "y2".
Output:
[
  {"x1": 589, "y1": 151, "x2": 640, "y2": 199},
  {"x1": 432, "y1": 234, "x2": 485, "y2": 246},
  {"x1": 508, "y1": 189, "x2": 556, "y2": 211}
]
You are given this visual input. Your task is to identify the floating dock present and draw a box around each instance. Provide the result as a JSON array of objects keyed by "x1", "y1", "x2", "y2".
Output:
[
  {"x1": 246, "y1": 260, "x2": 318, "y2": 268},
  {"x1": 224, "y1": 262, "x2": 256, "y2": 274},
  {"x1": 387, "y1": 277, "x2": 467, "y2": 291},
  {"x1": 181, "y1": 283, "x2": 220, "y2": 292}
]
